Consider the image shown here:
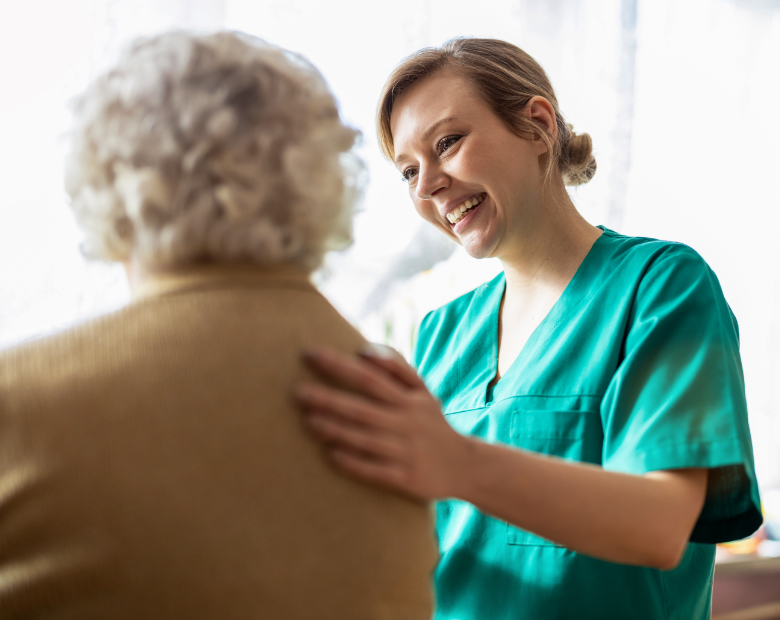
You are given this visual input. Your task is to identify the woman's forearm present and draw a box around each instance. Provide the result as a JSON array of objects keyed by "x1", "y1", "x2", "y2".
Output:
[{"x1": 451, "y1": 436, "x2": 707, "y2": 569}]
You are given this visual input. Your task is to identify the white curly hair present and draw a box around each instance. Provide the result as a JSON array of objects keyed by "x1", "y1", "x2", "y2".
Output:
[{"x1": 64, "y1": 30, "x2": 363, "y2": 272}]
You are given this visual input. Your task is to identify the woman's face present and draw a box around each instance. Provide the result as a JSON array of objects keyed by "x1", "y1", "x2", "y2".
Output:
[{"x1": 390, "y1": 68, "x2": 550, "y2": 260}]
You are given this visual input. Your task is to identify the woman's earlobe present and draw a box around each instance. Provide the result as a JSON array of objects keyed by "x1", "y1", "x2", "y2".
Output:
[{"x1": 531, "y1": 131, "x2": 551, "y2": 157}]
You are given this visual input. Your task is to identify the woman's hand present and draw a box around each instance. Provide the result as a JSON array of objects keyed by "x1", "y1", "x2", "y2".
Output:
[{"x1": 294, "y1": 345, "x2": 471, "y2": 501}]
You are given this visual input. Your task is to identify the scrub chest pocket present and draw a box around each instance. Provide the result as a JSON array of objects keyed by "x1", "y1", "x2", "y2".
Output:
[{"x1": 506, "y1": 407, "x2": 604, "y2": 546}]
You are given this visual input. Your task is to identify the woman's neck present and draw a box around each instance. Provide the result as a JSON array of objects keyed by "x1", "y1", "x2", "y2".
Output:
[{"x1": 498, "y1": 182, "x2": 602, "y2": 304}]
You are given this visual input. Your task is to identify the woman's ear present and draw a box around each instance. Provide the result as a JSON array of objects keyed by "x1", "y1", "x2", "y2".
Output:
[{"x1": 524, "y1": 96, "x2": 558, "y2": 155}]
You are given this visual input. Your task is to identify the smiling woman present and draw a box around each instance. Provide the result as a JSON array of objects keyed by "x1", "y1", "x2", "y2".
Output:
[{"x1": 296, "y1": 37, "x2": 762, "y2": 620}]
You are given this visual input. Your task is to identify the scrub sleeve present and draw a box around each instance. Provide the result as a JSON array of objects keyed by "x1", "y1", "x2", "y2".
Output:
[{"x1": 600, "y1": 244, "x2": 760, "y2": 543}]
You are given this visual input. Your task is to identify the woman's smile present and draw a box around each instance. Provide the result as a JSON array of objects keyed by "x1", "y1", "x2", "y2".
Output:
[
  {"x1": 449, "y1": 193, "x2": 488, "y2": 233},
  {"x1": 445, "y1": 192, "x2": 487, "y2": 225}
]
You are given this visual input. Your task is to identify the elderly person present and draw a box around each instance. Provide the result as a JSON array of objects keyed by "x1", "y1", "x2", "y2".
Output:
[{"x1": 0, "y1": 31, "x2": 436, "y2": 619}]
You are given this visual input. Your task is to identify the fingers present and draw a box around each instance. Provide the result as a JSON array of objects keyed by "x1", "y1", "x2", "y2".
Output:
[
  {"x1": 295, "y1": 382, "x2": 398, "y2": 430},
  {"x1": 294, "y1": 346, "x2": 441, "y2": 502},
  {"x1": 357, "y1": 345, "x2": 427, "y2": 390},
  {"x1": 328, "y1": 447, "x2": 408, "y2": 493},
  {"x1": 302, "y1": 347, "x2": 407, "y2": 404},
  {"x1": 304, "y1": 410, "x2": 403, "y2": 460}
]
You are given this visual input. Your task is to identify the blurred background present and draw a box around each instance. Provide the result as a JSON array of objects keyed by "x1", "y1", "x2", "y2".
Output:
[{"x1": 0, "y1": 0, "x2": 779, "y2": 602}]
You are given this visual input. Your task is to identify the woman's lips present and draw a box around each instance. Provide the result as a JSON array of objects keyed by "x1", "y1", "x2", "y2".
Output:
[
  {"x1": 452, "y1": 195, "x2": 487, "y2": 234},
  {"x1": 446, "y1": 193, "x2": 486, "y2": 224}
]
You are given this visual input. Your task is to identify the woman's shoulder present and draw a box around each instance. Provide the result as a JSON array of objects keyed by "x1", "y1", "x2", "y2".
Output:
[
  {"x1": 599, "y1": 226, "x2": 702, "y2": 260},
  {"x1": 597, "y1": 227, "x2": 718, "y2": 285},
  {"x1": 419, "y1": 271, "x2": 504, "y2": 332},
  {"x1": 598, "y1": 228, "x2": 738, "y2": 336}
]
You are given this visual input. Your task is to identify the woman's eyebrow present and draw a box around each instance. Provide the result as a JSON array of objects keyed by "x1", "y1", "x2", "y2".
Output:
[{"x1": 394, "y1": 116, "x2": 458, "y2": 165}]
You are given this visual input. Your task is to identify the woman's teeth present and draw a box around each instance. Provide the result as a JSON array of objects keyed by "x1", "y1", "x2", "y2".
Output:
[{"x1": 446, "y1": 193, "x2": 486, "y2": 224}]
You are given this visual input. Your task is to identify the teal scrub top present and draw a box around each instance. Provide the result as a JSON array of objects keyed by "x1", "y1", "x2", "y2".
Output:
[{"x1": 412, "y1": 228, "x2": 762, "y2": 620}]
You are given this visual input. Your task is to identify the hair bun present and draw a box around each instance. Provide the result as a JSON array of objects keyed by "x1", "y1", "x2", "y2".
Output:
[{"x1": 561, "y1": 125, "x2": 597, "y2": 186}]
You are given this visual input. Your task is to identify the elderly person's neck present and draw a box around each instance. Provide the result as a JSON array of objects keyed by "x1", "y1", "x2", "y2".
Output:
[
  {"x1": 124, "y1": 257, "x2": 311, "y2": 302},
  {"x1": 123, "y1": 258, "x2": 146, "y2": 295}
]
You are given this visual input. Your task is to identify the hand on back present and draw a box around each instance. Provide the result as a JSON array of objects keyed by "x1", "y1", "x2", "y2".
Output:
[{"x1": 295, "y1": 345, "x2": 470, "y2": 501}]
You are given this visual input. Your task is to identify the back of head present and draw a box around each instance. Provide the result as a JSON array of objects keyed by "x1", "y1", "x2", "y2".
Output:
[
  {"x1": 65, "y1": 31, "x2": 362, "y2": 272},
  {"x1": 377, "y1": 37, "x2": 597, "y2": 187}
]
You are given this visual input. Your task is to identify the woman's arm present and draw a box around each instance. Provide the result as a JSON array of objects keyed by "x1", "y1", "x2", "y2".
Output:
[
  {"x1": 295, "y1": 346, "x2": 708, "y2": 570},
  {"x1": 445, "y1": 439, "x2": 706, "y2": 570}
]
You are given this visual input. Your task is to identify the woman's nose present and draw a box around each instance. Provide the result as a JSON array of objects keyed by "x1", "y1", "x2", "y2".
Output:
[{"x1": 415, "y1": 164, "x2": 449, "y2": 200}]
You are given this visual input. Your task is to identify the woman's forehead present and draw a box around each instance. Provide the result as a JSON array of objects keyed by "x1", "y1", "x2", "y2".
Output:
[
  {"x1": 389, "y1": 71, "x2": 482, "y2": 153},
  {"x1": 392, "y1": 69, "x2": 475, "y2": 121}
]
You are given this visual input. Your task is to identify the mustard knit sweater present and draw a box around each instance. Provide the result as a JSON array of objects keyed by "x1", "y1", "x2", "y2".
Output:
[{"x1": 0, "y1": 265, "x2": 436, "y2": 619}]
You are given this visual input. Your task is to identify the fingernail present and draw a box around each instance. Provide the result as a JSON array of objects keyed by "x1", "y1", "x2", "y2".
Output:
[
  {"x1": 294, "y1": 384, "x2": 314, "y2": 400},
  {"x1": 358, "y1": 342, "x2": 397, "y2": 359}
]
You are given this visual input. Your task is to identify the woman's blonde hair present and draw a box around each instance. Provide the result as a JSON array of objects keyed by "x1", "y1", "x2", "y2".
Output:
[
  {"x1": 377, "y1": 38, "x2": 596, "y2": 186},
  {"x1": 65, "y1": 31, "x2": 362, "y2": 272}
]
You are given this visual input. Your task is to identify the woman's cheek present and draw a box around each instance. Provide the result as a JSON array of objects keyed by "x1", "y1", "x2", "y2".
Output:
[{"x1": 414, "y1": 199, "x2": 437, "y2": 225}]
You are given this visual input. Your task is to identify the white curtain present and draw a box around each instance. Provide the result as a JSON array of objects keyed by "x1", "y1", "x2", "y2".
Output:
[{"x1": 0, "y1": 0, "x2": 778, "y2": 487}]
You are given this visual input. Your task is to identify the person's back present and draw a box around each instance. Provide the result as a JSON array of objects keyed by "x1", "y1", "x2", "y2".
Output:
[{"x1": 0, "y1": 265, "x2": 436, "y2": 619}]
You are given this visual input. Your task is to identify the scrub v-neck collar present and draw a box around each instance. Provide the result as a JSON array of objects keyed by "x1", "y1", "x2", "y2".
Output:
[{"x1": 484, "y1": 227, "x2": 611, "y2": 404}]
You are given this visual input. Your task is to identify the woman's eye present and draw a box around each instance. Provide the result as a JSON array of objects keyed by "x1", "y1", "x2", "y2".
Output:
[
  {"x1": 401, "y1": 168, "x2": 418, "y2": 182},
  {"x1": 437, "y1": 135, "x2": 461, "y2": 155}
]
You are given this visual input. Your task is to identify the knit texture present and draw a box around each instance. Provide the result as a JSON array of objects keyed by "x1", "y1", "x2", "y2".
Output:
[{"x1": 0, "y1": 267, "x2": 437, "y2": 620}]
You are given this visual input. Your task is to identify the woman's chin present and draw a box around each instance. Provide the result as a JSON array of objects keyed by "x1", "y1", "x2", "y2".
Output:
[
  {"x1": 453, "y1": 203, "x2": 501, "y2": 259},
  {"x1": 460, "y1": 235, "x2": 498, "y2": 259}
]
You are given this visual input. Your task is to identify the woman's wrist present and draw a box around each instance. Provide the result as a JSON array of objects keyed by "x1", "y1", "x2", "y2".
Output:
[{"x1": 441, "y1": 434, "x2": 487, "y2": 501}]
